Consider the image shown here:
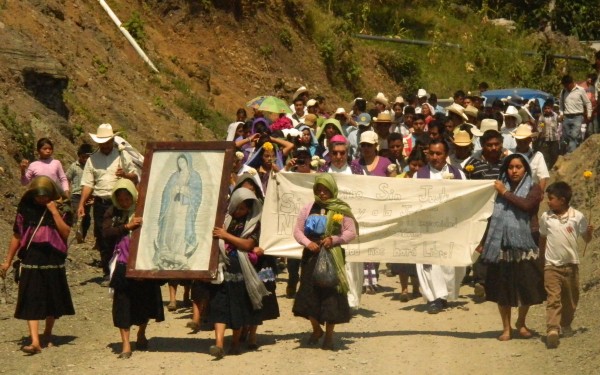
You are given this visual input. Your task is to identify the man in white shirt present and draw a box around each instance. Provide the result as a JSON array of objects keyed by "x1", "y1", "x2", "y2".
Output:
[
  {"x1": 287, "y1": 97, "x2": 306, "y2": 127},
  {"x1": 413, "y1": 140, "x2": 466, "y2": 314},
  {"x1": 79, "y1": 124, "x2": 139, "y2": 282},
  {"x1": 501, "y1": 106, "x2": 520, "y2": 152},
  {"x1": 512, "y1": 124, "x2": 550, "y2": 191},
  {"x1": 289, "y1": 86, "x2": 309, "y2": 115},
  {"x1": 559, "y1": 75, "x2": 592, "y2": 153}
]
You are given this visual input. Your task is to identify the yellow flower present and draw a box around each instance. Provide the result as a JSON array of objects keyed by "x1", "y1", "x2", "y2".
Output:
[
  {"x1": 332, "y1": 213, "x2": 343, "y2": 223},
  {"x1": 465, "y1": 165, "x2": 475, "y2": 173},
  {"x1": 583, "y1": 170, "x2": 593, "y2": 179},
  {"x1": 262, "y1": 142, "x2": 274, "y2": 151}
]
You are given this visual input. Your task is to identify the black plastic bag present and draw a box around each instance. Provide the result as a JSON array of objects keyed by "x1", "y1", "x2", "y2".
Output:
[{"x1": 312, "y1": 247, "x2": 339, "y2": 288}]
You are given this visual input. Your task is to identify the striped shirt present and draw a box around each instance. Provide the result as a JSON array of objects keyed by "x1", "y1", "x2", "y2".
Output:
[
  {"x1": 464, "y1": 156, "x2": 503, "y2": 180},
  {"x1": 538, "y1": 113, "x2": 559, "y2": 142}
]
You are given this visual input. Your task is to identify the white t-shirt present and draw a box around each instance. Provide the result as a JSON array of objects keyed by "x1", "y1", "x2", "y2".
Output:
[
  {"x1": 540, "y1": 207, "x2": 588, "y2": 266},
  {"x1": 328, "y1": 164, "x2": 358, "y2": 175},
  {"x1": 412, "y1": 164, "x2": 466, "y2": 180},
  {"x1": 522, "y1": 150, "x2": 549, "y2": 185}
]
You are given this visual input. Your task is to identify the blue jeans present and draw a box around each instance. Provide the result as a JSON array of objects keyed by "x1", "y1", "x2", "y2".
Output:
[{"x1": 562, "y1": 115, "x2": 583, "y2": 153}]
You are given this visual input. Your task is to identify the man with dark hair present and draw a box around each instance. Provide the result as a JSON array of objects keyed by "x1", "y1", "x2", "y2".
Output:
[
  {"x1": 478, "y1": 81, "x2": 489, "y2": 94},
  {"x1": 464, "y1": 128, "x2": 505, "y2": 298},
  {"x1": 288, "y1": 97, "x2": 306, "y2": 127},
  {"x1": 66, "y1": 143, "x2": 94, "y2": 243},
  {"x1": 453, "y1": 90, "x2": 466, "y2": 107},
  {"x1": 414, "y1": 140, "x2": 466, "y2": 314},
  {"x1": 559, "y1": 74, "x2": 592, "y2": 153},
  {"x1": 428, "y1": 93, "x2": 445, "y2": 114},
  {"x1": 594, "y1": 51, "x2": 600, "y2": 135}
]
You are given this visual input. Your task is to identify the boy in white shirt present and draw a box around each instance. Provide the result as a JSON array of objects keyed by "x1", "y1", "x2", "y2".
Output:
[{"x1": 539, "y1": 181, "x2": 593, "y2": 349}]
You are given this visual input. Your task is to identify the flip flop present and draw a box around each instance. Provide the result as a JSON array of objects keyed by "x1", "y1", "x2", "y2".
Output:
[{"x1": 209, "y1": 345, "x2": 224, "y2": 360}]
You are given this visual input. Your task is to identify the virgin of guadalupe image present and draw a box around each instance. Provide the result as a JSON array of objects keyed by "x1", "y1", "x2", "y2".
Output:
[{"x1": 153, "y1": 153, "x2": 202, "y2": 269}]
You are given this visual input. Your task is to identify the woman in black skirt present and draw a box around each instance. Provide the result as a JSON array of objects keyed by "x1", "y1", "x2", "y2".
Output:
[
  {"x1": 103, "y1": 179, "x2": 164, "y2": 359},
  {"x1": 1, "y1": 176, "x2": 74, "y2": 355},
  {"x1": 292, "y1": 173, "x2": 358, "y2": 350},
  {"x1": 210, "y1": 187, "x2": 270, "y2": 359},
  {"x1": 478, "y1": 154, "x2": 545, "y2": 341}
]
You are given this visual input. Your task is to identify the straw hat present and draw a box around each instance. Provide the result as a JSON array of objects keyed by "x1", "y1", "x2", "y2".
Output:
[
  {"x1": 303, "y1": 114, "x2": 317, "y2": 127},
  {"x1": 292, "y1": 86, "x2": 308, "y2": 101},
  {"x1": 334, "y1": 107, "x2": 346, "y2": 115},
  {"x1": 372, "y1": 92, "x2": 389, "y2": 107},
  {"x1": 453, "y1": 130, "x2": 472, "y2": 146},
  {"x1": 394, "y1": 96, "x2": 405, "y2": 105},
  {"x1": 472, "y1": 119, "x2": 499, "y2": 136},
  {"x1": 464, "y1": 105, "x2": 479, "y2": 118},
  {"x1": 417, "y1": 88, "x2": 428, "y2": 98},
  {"x1": 360, "y1": 130, "x2": 378, "y2": 144},
  {"x1": 511, "y1": 124, "x2": 537, "y2": 139},
  {"x1": 373, "y1": 111, "x2": 392, "y2": 123},
  {"x1": 446, "y1": 103, "x2": 468, "y2": 121},
  {"x1": 306, "y1": 99, "x2": 318, "y2": 107},
  {"x1": 89, "y1": 123, "x2": 119, "y2": 144}
]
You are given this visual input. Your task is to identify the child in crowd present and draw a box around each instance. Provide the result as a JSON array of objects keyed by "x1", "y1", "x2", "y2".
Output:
[
  {"x1": 398, "y1": 148, "x2": 427, "y2": 178},
  {"x1": 66, "y1": 143, "x2": 94, "y2": 243},
  {"x1": 21, "y1": 138, "x2": 69, "y2": 196},
  {"x1": 539, "y1": 181, "x2": 593, "y2": 349}
]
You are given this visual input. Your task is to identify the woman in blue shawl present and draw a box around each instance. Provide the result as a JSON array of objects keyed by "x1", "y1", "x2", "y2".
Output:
[
  {"x1": 479, "y1": 153, "x2": 545, "y2": 341},
  {"x1": 154, "y1": 153, "x2": 202, "y2": 270}
]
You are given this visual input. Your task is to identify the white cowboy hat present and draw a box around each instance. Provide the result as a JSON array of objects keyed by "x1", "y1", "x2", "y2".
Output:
[
  {"x1": 89, "y1": 123, "x2": 119, "y2": 144},
  {"x1": 464, "y1": 105, "x2": 479, "y2": 118},
  {"x1": 511, "y1": 124, "x2": 538, "y2": 139},
  {"x1": 446, "y1": 103, "x2": 468, "y2": 121},
  {"x1": 306, "y1": 99, "x2": 317, "y2": 107},
  {"x1": 335, "y1": 107, "x2": 346, "y2": 115},
  {"x1": 503, "y1": 105, "x2": 522, "y2": 124},
  {"x1": 417, "y1": 88, "x2": 428, "y2": 98},
  {"x1": 292, "y1": 86, "x2": 308, "y2": 101},
  {"x1": 372, "y1": 92, "x2": 389, "y2": 107}
]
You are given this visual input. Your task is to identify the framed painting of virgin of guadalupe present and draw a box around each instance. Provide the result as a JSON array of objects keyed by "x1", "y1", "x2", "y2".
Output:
[{"x1": 127, "y1": 141, "x2": 235, "y2": 280}]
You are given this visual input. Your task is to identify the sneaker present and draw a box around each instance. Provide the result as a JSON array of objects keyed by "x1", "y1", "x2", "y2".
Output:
[{"x1": 546, "y1": 330, "x2": 559, "y2": 349}]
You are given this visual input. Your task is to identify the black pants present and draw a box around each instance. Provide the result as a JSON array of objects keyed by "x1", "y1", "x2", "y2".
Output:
[{"x1": 93, "y1": 197, "x2": 113, "y2": 276}]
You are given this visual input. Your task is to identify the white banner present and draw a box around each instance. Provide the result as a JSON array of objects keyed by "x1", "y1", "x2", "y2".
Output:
[{"x1": 260, "y1": 173, "x2": 496, "y2": 266}]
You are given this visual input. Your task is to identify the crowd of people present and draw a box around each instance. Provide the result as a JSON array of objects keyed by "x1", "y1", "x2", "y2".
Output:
[{"x1": 1, "y1": 56, "x2": 599, "y2": 358}]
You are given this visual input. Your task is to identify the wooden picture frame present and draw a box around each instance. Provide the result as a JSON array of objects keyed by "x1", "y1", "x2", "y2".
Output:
[{"x1": 127, "y1": 141, "x2": 235, "y2": 279}]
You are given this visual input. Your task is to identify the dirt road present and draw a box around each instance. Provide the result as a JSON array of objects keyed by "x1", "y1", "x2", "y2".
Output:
[{"x1": 2, "y1": 242, "x2": 599, "y2": 375}]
